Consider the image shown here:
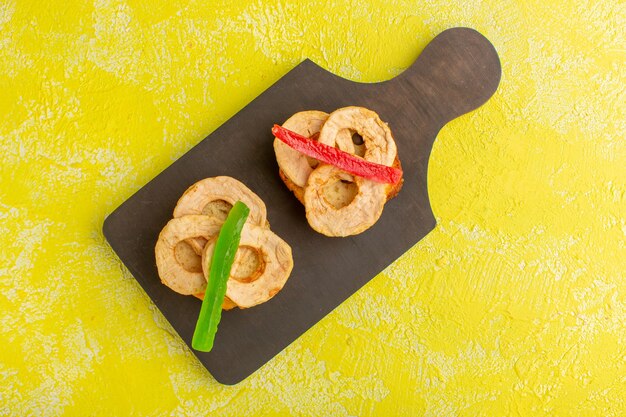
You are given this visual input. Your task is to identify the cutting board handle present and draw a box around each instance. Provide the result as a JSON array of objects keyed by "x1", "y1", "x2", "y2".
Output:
[{"x1": 391, "y1": 27, "x2": 501, "y2": 128}]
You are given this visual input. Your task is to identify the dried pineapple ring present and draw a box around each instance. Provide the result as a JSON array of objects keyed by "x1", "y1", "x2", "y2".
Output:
[
  {"x1": 202, "y1": 223, "x2": 294, "y2": 309},
  {"x1": 318, "y1": 106, "x2": 397, "y2": 166},
  {"x1": 304, "y1": 165, "x2": 387, "y2": 237},
  {"x1": 173, "y1": 176, "x2": 268, "y2": 255},
  {"x1": 155, "y1": 215, "x2": 223, "y2": 295},
  {"x1": 174, "y1": 176, "x2": 267, "y2": 225},
  {"x1": 273, "y1": 110, "x2": 329, "y2": 188}
]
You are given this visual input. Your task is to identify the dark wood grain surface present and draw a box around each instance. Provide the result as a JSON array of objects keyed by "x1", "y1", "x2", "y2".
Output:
[{"x1": 103, "y1": 27, "x2": 501, "y2": 384}]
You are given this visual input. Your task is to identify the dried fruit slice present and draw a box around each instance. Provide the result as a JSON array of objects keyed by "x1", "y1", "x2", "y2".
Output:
[
  {"x1": 303, "y1": 165, "x2": 387, "y2": 237},
  {"x1": 318, "y1": 106, "x2": 397, "y2": 166},
  {"x1": 273, "y1": 110, "x2": 329, "y2": 192},
  {"x1": 155, "y1": 215, "x2": 223, "y2": 295},
  {"x1": 202, "y1": 223, "x2": 293, "y2": 308},
  {"x1": 174, "y1": 176, "x2": 267, "y2": 226},
  {"x1": 173, "y1": 176, "x2": 268, "y2": 260}
]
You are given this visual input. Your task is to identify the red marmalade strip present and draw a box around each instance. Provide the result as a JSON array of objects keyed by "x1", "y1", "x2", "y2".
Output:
[{"x1": 272, "y1": 125, "x2": 402, "y2": 185}]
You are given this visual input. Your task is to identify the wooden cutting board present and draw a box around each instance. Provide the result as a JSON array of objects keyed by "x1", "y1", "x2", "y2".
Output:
[{"x1": 103, "y1": 27, "x2": 501, "y2": 384}]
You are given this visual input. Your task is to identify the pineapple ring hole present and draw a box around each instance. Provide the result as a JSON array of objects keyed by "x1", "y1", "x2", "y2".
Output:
[
  {"x1": 174, "y1": 241, "x2": 203, "y2": 273},
  {"x1": 322, "y1": 178, "x2": 358, "y2": 209},
  {"x1": 351, "y1": 131, "x2": 366, "y2": 157},
  {"x1": 231, "y1": 245, "x2": 265, "y2": 283},
  {"x1": 201, "y1": 199, "x2": 233, "y2": 221}
]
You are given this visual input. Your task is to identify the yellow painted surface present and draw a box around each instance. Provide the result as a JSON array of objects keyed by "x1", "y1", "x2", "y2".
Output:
[{"x1": 0, "y1": 0, "x2": 624, "y2": 415}]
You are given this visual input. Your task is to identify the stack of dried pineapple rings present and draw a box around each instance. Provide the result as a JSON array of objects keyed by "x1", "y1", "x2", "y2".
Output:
[
  {"x1": 155, "y1": 177, "x2": 293, "y2": 309},
  {"x1": 273, "y1": 106, "x2": 403, "y2": 237}
]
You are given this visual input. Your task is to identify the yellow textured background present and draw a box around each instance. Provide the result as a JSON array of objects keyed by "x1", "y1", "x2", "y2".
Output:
[{"x1": 1, "y1": 0, "x2": 625, "y2": 415}]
